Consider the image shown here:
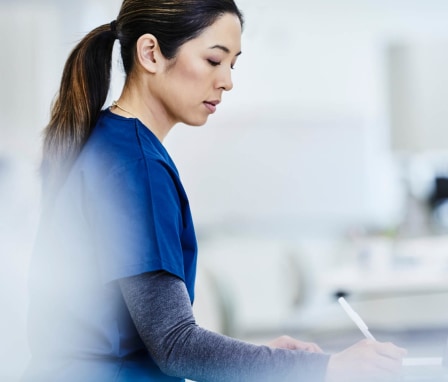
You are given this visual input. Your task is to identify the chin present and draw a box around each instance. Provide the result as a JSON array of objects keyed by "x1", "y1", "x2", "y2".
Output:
[{"x1": 183, "y1": 116, "x2": 209, "y2": 127}]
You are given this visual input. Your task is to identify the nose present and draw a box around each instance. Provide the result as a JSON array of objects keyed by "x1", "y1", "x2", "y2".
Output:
[{"x1": 216, "y1": 67, "x2": 233, "y2": 91}]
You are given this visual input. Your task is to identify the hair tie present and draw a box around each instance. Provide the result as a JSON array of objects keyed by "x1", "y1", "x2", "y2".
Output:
[{"x1": 110, "y1": 20, "x2": 118, "y2": 38}]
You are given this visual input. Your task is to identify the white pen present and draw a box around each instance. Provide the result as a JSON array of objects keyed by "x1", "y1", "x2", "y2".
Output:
[{"x1": 338, "y1": 297, "x2": 376, "y2": 341}]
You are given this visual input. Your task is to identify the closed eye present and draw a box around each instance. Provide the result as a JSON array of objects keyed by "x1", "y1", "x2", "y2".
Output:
[
  {"x1": 207, "y1": 59, "x2": 221, "y2": 67},
  {"x1": 208, "y1": 59, "x2": 237, "y2": 70}
]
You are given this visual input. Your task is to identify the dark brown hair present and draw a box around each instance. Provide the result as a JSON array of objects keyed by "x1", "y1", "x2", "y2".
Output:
[{"x1": 42, "y1": 0, "x2": 244, "y2": 194}]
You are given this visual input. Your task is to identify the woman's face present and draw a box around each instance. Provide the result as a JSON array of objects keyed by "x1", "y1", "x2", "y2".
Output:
[{"x1": 157, "y1": 13, "x2": 242, "y2": 126}]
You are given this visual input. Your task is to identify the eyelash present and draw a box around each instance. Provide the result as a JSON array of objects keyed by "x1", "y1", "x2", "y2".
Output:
[
  {"x1": 207, "y1": 59, "x2": 236, "y2": 70},
  {"x1": 207, "y1": 59, "x2": 221, "y2": 67}
]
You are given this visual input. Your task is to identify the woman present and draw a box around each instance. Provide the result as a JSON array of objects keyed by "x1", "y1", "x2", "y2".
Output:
[{"x1": 23, "y1": 0, "x2": 406, "y2": 381}]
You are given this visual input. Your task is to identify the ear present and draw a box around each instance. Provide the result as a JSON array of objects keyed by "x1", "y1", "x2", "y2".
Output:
[{"x1": 136, "y1": 33, "x2": 165, "y2": 73}]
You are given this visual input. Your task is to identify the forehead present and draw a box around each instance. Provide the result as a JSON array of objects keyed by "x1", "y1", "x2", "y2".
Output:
[{"x1": 184, "y1": 13, "x2": 242, "y2": 54}]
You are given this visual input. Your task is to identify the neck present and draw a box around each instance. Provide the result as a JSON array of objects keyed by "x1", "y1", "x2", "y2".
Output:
[
  {"x1": 111, "y1": 75, "x2": 176, "y2": 142},
  {"x1": 111, "y1": 101, "x2": 137, "y2": 118},
  {"x1": 111, "y1": 85, "x2": 174, "y2": 142}
]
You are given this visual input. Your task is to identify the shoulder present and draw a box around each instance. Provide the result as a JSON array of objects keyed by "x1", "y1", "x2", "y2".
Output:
[{"x1": 78, "y1": 110, "x2": 176, "y2": 180}]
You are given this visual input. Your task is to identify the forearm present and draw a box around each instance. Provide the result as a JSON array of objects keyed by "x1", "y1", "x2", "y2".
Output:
[{"x1": 119, "y1": 271, "x2": 329, "y2": 382}]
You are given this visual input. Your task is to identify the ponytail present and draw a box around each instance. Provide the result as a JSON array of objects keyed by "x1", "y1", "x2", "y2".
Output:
[
  {"x1": 41, "y1": 0, "x2": 244, "y2": 197},
  {"x1": 42, "y1": 24, "x2": 116, "y2": 195}
]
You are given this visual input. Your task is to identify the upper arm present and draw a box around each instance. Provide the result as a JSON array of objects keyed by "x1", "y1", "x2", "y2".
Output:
[
  {"x1": 118, "y1": 271, "x2": 196, "y2": 365},
  {"x1": 86, "y1": 159, "x2": 192, "y2": 285}
]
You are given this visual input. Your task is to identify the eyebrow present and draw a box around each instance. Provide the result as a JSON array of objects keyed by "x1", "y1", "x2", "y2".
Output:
[{"x1": 209, "y1": 44, "x2": 242, "y2": 56}]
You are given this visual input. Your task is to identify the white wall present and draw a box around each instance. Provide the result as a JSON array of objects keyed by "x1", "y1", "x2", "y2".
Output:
[
  {"x1": 0, "y1": 1, "x2": 121, "y2": 379},
  {"x1": 2, "y1": 0, "x2": 448, "y2": 379},
  {"x1": 165, "y1": 0, "x2": 448, "y2": 236},
  {"x1": 0, "y1": 4, "x2": 62, "y2": 379}
]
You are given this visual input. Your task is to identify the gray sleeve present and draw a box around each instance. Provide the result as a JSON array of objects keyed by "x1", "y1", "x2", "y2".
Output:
[{"x1": 119, "y1": 271, "x2": 330, "y2": 382}]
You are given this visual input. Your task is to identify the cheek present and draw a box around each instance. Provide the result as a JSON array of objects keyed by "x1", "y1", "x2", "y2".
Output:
[{"x1": 173, "y1": 60, "x2": 208, "y2": 94}]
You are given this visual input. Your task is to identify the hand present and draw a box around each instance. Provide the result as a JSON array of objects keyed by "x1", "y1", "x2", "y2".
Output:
[
  {"x1": 267, "y1": 335, "x2": 323, "y2": 353},
  {"x1": 325, "y1": 339, "x2": 407, "y2": 382}
]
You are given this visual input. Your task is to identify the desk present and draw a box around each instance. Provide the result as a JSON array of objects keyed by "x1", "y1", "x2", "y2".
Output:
[{"x1": 314, "y1": 237, "x2": 448, "y2": 332}]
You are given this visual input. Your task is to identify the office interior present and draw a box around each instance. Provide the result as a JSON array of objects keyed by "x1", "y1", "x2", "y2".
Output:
[{"x1": 2, "y1": 0, "x2": 448, "y2": 380}]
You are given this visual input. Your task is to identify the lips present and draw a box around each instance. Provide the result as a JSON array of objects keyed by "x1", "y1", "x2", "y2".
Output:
[{"x1": 204, "y1": 100, "x2": 220, "y2": 113}]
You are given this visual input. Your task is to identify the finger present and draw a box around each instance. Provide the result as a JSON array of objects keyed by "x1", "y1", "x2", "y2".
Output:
[
  {"x1": 372, "y1": 354, "x2": 405, "y2": 374},
  {"x1": 305, "y1": 343, "x2": 324, "y2": 353},
  {"x1": 375, "y1": 342, "x2": 407, "y2": 360},
  {"x1": 281, "y1": 338, "x2": 314, "y2": 351},
  {"x1": 294, "y1": 341, "x2": 323, "y2": 353}
]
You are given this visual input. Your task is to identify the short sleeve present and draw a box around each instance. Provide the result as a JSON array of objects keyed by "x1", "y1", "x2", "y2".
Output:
[{"x1": 86, "y1": 157, "x2": 194, "y2": 289}]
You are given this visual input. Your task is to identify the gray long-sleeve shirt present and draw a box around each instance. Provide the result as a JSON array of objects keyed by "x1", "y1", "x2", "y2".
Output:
[{"x1": 119, "y1": 271, "x2": 330, "y2": 382}]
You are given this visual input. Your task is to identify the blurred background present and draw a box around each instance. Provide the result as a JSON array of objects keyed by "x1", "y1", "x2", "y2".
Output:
[{"x1": 2, "y1": 0, "x2": 448, "y2": 380}]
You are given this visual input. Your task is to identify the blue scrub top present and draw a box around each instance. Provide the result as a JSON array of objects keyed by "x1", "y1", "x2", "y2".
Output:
[{"x1": 25, "y1": 110, "x2": 198, "y2": 381}]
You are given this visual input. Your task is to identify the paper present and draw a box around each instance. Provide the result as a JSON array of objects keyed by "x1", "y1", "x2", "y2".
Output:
[{"x1": 403, "y1": 357, "x2": 443, "y2": 367}]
